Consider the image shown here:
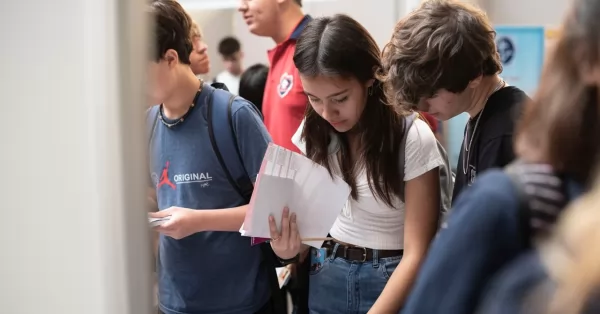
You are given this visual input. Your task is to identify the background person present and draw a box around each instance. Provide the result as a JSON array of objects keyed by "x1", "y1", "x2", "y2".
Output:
[
  {"x1": 238, "y1": 0, "x2": 309, "y2": 153},
  {"x1": 238, "y1": 1, "x2": 312, "y2": 312},
  {"x1": 189, "y1": 21, "x2": 210, "y2": 76},
  {"x1": 214, "y1": 36, "x2": 244, "y2": 95},
  {"x1": 381, "y1": 0, "x2": 528, "y2": 201},
  {"x1": 239, "y1": 63, "x2": 269, "y2": 114}
]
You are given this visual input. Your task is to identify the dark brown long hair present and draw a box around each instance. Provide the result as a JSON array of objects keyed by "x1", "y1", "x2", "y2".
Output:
[
  {"x1": 293, "y1": 14, "x2": 408, "y2": 207},
  {"x1": 515, "y1": 0, "x2": 600, "y2": 185}
]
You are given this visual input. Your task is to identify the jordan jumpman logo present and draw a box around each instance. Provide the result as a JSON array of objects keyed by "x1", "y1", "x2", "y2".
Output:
[{"x1": 157, "y1": 161, "x2": 176, "y2": 189}]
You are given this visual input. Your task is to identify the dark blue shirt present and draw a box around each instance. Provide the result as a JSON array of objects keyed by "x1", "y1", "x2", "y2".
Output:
[
  {"x1": 479, "y1": 246, "x2": 600, "y2": 314},
  {"x1": 477, "y1": 252, "x2": 552, "y2": 314},
  {"x1": 149, "y1": 84, "x2": 272, "y2": 314},
  {"x1": 402, "y1": 170, "x2": 583, "y2": 314}
]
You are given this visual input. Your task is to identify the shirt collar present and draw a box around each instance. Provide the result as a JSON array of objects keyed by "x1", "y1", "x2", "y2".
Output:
[{"x1": 289, "y1": 15, "x2": 313, "y2": 40}]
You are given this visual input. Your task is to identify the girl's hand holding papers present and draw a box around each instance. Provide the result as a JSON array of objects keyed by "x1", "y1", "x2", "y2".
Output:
[{"x1": 269, "y1": 207, "x2": 302, "y2": 260}]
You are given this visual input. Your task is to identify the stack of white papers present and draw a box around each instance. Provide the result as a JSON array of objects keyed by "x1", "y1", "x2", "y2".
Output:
[
  {"x1": 240, "y1": 143, "x2": 351, "y2": 248},
  {"x1": 148, "y1": 215, "x2": 171, "y2": 228}
]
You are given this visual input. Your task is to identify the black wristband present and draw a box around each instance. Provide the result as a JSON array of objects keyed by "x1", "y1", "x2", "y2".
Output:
[{"x1": 277, "y1": 254, "x2": 299, "y2": 266}]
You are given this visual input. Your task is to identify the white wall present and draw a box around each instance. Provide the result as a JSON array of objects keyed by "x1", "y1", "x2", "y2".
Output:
[
  {"x1": 208, "y1": 0, "x2": 569, "y2": 71},
  {"x1": 232, "y1": 0, "x2": 401, "y2": 69},
  {"x1": 484, "y1": 0, "x2": 566, "y2": 58},
  {"x1": 0, "y1": 0, "x2": 153, "y2": 313},
  {"x1": 485, "y1": 0, "x2": 568, "y2": 25},
  {"x1": 304, "y1": 0, "x2": 399, "y2": 48}
]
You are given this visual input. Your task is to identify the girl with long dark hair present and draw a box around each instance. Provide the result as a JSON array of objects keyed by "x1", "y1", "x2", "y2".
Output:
[{"x1": 267, "y1": 14, "x2": 445, "y2": 313}]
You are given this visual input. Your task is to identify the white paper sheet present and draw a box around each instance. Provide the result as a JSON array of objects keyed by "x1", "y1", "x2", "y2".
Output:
[
  {"x1": 242, "y1": 143, "x2": 351, "y2": 248},
  {"x1": 148, "y1": 215, "x2": 171, "y2": 228}
]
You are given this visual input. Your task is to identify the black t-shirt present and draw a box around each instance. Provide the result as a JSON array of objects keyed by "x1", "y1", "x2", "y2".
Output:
[{"x1": 453, "y1": 86, "x2": 527, "y2": 203}]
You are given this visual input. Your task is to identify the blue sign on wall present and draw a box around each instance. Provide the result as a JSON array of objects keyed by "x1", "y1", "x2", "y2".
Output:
[
  {"x1": 446, "y1": 26, "x2": 545, "y2": 169},
  {"x1": 495, "y1": 26, "x2": 545, "y2": 96}
]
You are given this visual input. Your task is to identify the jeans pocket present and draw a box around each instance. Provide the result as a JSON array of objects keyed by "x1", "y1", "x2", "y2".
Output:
[{"x1": 379, "y1": 256, "x2": 402, "y2": 280}]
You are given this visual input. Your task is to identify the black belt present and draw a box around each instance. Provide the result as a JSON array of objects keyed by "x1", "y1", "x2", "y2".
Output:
[{"x1": 322, "y1": 240, "x2": 403, "y2": 262}]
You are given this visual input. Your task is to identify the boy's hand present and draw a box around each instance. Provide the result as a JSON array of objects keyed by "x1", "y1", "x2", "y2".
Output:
[{"x1": 150, "y1": 207, "x2": 203, "y2": 240}]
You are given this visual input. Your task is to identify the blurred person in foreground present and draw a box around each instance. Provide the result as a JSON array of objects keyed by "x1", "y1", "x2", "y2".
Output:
[
  {"x1": 146, "y1": 1, "x2": 274, "y2": 313},
  {"x1": 399, "y1": 0, "x2": 600, "y2": 312},
  {"x1": 475, "y1": 0, "x2": 600, "y2": 312},
  {"x1": 189, "y1": 21, "x2": 210, "y2": 76},
  {"x1": 478, "y1": 168, "x2": 600, "y2": 314},
  {"x1": 381, "y1": 0, "x2": 528, "y2": 201}
]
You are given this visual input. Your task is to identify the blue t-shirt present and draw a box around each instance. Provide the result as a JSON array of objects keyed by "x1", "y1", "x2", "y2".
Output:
[
  {"x1": 402, "y1": 170, "x2": 584, "y2": 314},
  {"x1": 148, "y1": 84, "x2": 272, "y2": 314}
]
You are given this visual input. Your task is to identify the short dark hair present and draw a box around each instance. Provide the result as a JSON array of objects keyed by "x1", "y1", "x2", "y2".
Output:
[
  {"x1": 294, "y1": 14, "x2": 407, "y2": 208},
  {"x1": 149, "y1": 0, "x2": 193, "y2": 64},
  {"x1": 294, "y1": 0, "x2": 302, "y2": 6},
  {"x1": 239, "y1": 64, "x2": 269, "y2": 113},
  {"x1": 218, "y1": 37, "x2": 241, "y2": 57},
  {"x1": 381, "y1": 0, "x2": 502, "y2": 107}
]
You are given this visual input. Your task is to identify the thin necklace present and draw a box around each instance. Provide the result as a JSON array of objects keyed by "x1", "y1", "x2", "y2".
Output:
[
  {"x1": 462, "y1": 79, "x2": 506, "y2": 175},
  {"x1": 159, "y1": 79, "x2": 204, "y2": 128}
]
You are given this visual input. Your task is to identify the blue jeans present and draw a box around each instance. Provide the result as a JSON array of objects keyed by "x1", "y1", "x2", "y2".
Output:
[{"x1": 308, "y1": 243, "x2": 402, "y2": 314}]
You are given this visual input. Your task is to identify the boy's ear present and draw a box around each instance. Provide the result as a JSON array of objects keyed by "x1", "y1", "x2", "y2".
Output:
[{"x1": 164, "y1": 49, "x2": 179, "y2": 67}]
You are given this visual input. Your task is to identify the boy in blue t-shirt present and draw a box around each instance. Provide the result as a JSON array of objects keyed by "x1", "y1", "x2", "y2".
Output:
[{"x1": 146, "y1": 1, "x2": 273, "y2": 313}]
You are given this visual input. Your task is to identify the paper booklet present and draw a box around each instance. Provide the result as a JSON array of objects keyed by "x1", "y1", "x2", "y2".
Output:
[{"x1": 240, "y1": 143, "x2": 351, "y2": 248}]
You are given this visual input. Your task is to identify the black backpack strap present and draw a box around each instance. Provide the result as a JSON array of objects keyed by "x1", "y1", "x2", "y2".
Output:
[
  {"x1": 505, "y1": 161, "x2": 567, "y2": 248},
  {"x1": 205, "y1": 84, "x2": 286, "y2": 314},
  {"x1": 206, "y1": 87, "x2": 253, "y2": 201},
  {"x1": 211, "y1": 81, "x2": 229, "y2": 92}
]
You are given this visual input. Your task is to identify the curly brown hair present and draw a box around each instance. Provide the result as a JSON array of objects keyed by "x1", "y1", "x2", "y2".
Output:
[{"x1": 381, "y1": 0, "x2": 502, "y2": 108}]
